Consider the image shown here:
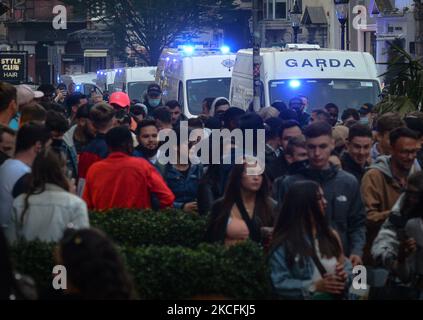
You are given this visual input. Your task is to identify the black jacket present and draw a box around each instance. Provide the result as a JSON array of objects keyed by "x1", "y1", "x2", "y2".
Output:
[
  {"x1": 341, "y1": 152, "x2": 368, "y2": 184},
  {"x1": 276, "y1": 164, "x2": 366, "y2": 257},
  {"x1": 204, "y1": 197, "x2": 277, "y2": 244},
  {"x1": 272, "y1": 159, "x2": 308, "y2": 203},
  {"x1": 265, "y1": 145, "x2": 288, "y2": 183},
  {"x1": 0, "y1": 150, "x2": 9, "y2": 166},
  {"x1": 197, "y1": 177, "x2": 223, "y2": 216}
]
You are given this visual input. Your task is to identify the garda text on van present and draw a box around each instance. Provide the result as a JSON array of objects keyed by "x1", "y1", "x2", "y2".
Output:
[{"x1": 285, "y1": 58, "x2": 356, "y2": 68}]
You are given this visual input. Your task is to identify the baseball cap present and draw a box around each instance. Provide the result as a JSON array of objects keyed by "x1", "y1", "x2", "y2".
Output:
[
  {"x1": 15, "y1": 84, "x2": 44, "y2": 107},
  {"x1": 147, "y1": 84, "x2": 162, "y2": 96},
  {"x1": 109, "y1": 92, "x2": 130, "y2": 108}
]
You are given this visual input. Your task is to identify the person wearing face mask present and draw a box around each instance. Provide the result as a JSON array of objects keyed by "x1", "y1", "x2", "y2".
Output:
[
  {"x1": 289, "y1": 96, "x2": 310, "y2": 128},
  {"x1": 358, "y1": 103, "x2": 375, "y2": 127},
  {"x1": 143, "y1": 84, "x2": 164, "y2": 115},
  {"x1": 209, "y1": 97, "x2": 230, "y2": 125}
]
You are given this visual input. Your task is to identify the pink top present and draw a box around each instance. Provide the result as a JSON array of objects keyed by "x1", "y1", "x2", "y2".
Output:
[{"x1": 225, "y1": 217, "x2": 250, "y2": 246}]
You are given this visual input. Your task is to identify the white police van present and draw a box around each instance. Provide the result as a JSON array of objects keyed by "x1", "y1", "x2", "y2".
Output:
[
  {"x1": 60, "y1": 73, "x2": 102, "y2": 95},
  {"x1": 156, "y1": 46, "x2": 236, "y2": 118},
  {"x1": 113, "y1": 66, "x2": 157, "y2": 101},
  {"x1": 230, "y1": 44, "x2": 382, "y2": 113},
  {"x1": 96, "y1": 69, "x2": 117, "y2": 94}
]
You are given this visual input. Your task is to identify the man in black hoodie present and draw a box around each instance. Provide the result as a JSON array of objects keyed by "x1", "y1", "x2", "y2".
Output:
[
  {"x1": 341, "y1": 123, "x2": 372, "y2": 183},
  {"x1": 272, "y1": 135, "x2": 308, "y2": 200},
  {"x1": 276, "y1": 121, "x2": 366, "y2": 266}
]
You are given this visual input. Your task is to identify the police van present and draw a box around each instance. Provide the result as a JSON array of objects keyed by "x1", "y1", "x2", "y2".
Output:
[
  {"x1": 230, "y1": 44, "x2": 382, "y2": 113},
  {"x1": 113, "y1": 66, "x2": 156, "y2": 101},
  {"x1": 60, "y1": 73, "x2": 102, "y2": 95},
  {"x1": 156, "y1": 46, "x2": 236, "y2": 118},
  {"x1": 96, "y1": 69, "x2": 117, "y2": 94}
]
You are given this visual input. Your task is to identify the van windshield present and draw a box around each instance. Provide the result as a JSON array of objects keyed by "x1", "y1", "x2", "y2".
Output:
[
  {"x1": 269, "y1": 79, "x2": 381, "y2": 113},
  {"x1": 128, "y1": 81, "x2": 154, "y2": 100},
  {"x1": 187, "y1": 78, "x2": 231, "y2": 115}
]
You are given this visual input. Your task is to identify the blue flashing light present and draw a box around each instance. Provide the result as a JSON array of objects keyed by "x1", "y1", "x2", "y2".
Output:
[
  {"x1": 220, "y1": 45, "x2": 230, "y2": 54},
  {"x1": 76, "y1": 85, "x2": 81, "y2": 91},
  {"x1": 166, "y1": 57, "x2": 170, "y2": 62},
  {"x1": 183, "y1": 45, "x2": 194, "y2": 55},
  {"x1": 173, "y1": 58, "x2": 177, "y2": 62},
  {"x1": 289, "y1": 80, "x2": 301, "y2": 89}
]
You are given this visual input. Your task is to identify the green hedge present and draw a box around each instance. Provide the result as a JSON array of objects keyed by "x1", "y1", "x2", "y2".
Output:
[
  {"x1": 89, "y1": 209, "x2": 208, "y2": 248},
  {"x1": 11, "y1": 241, "x2": 272, "y2": 299}
]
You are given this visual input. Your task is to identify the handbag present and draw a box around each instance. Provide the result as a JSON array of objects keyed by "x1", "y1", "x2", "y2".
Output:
[{"x1": 311, "y1": 251, "x2": 346, "y2": 300}]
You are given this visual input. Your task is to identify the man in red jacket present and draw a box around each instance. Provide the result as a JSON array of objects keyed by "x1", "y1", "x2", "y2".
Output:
[{"x1": 83, "y1": 126, "x2": 175, "y2": 210}]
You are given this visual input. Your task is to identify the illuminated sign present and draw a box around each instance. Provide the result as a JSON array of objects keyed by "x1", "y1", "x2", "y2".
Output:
[{"x1": 0, "y1": 52, "x2": 27, "y2": 84}]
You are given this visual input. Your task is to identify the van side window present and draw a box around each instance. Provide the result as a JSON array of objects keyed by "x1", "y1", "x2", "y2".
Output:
[{"x1": 178, "y1": 81, "x2": 184, "y2": 107}]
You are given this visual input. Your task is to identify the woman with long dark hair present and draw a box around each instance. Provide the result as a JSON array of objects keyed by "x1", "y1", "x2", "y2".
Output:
[
  {"x1": 55, "y1": 228, "x2": 137, "y2": 300},
  {"x1": 205, "y1": 158, "x2": 276, "y2": 246},
  {"x1": 7, "y1": 149, "x2": 89, "y2": 243},
  {"x1": 269, "y1": 180, "x2": 351, "y2": 300}
]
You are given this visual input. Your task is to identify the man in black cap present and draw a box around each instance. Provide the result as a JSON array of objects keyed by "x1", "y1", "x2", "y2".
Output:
[{"x1": 143, "y1": 84, "x2": 164, "y2": 115}]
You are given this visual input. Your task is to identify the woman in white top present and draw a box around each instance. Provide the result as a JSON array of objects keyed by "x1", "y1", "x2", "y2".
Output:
[
  {"x1": 269, "y1": 180, "x2": 351, "y2": 299},
  {"x1": 6, "y1": 149, "x2": 89, "y2": 243}
]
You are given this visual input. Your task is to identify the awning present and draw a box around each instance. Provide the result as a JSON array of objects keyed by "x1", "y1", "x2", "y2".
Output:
[
  {"x1": 83, "y1": 49, "x2": 108, "y2": 57},
  {"x1": 301, "y1": 6, "x2": 328, "y2": 25}
]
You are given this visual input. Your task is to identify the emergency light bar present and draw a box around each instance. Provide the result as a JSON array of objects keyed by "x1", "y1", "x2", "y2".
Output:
[{"x1": 285, "y1": 44, "x2": 321, "y2": 50}]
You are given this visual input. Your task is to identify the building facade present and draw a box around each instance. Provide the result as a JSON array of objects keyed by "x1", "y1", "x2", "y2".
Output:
[
  {"x1": 0, "y1": 0, "x2": 119, "y2": 84},
  {"x1": 371, "y1": 0, "x2": 418, "y2": 76}
]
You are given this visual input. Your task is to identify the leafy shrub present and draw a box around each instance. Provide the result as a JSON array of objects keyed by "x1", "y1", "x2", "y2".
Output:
[
  {"x1": 10, "y1": 240, "x2": 272, "y2": 299},
  {"x1": 89, "y1": 208, "x2": 208, "y2": 248}
]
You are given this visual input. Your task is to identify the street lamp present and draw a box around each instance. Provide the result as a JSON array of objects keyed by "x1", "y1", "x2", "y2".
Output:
[
  {"x1": 290, "y1": 0, "x2": 302, "y2": 44},
  {"x1": 334, "y1": 0, "x2": 349, "y2": 50}
]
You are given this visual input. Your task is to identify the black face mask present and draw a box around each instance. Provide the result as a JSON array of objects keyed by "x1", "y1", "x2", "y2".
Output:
[{"x1": 51, "y1": 138, "x2": 64, "y2": 149}]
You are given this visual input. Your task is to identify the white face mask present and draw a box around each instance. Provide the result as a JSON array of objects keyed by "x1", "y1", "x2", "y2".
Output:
[{"x1": 359, "y1": 117, "x2": 369, "y2": 125}]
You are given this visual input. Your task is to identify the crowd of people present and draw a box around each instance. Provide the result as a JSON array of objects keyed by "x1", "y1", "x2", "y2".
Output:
[{"x1": 0, "y1": 80, "x2": 422, "y2": 300}]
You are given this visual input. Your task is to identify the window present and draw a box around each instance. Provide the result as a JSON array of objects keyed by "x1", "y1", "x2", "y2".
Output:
[
  {"x1": 128, "y1": 82, "x2": 154, "y2": 101},
  {"x1": 410, "y1": 42, "x2": 416, "y2": 55},
  {"x1": 264, "y1": 0, "x2": 288, "y2": 20},
  {"x1": 267, "y1": 0, "x2": 274, "y2": 19},
  {"x1": 275, "y1": 0, "x2": 287, "y2": 19},
  {"x1": 269, "y1": 79, "x2": 381, "y2": 114},
  {"x1": 186, "y1": 78, "x2": 231, "y2": 115}
]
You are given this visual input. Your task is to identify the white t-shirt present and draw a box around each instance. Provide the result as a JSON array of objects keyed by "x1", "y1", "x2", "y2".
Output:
[{"x1": 0, "y1": 159, "x2": 31, "y2": 228}]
